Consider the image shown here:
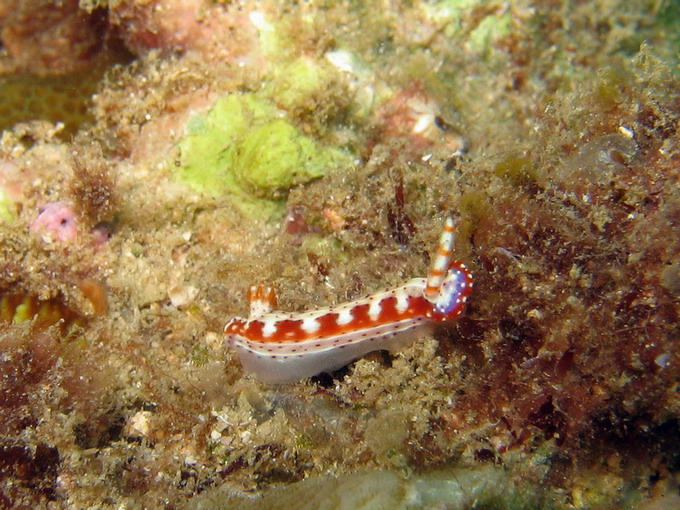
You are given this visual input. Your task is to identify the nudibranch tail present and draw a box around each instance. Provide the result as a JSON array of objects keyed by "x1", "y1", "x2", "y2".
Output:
[{"x1": 224, "y1": 216, "x2": 473, "y2": 384}]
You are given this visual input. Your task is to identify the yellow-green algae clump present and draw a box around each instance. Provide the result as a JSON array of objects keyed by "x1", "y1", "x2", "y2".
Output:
[
  {"x1": 0, "y1": 189, "x2": 15, "y2": 223},
  {"x1": 176, "y1": 93, "x2": 351, "y2": 219}
]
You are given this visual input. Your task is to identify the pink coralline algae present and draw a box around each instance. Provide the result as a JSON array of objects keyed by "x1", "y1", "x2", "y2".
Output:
[{"x1": 31, "y1": 201, "x2": 78, "y2": 242}]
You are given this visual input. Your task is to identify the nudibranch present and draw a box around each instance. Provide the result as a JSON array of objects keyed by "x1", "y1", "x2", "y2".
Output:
[{"x1": 224, "y1": 217, "x2": 473, "y2": 383}]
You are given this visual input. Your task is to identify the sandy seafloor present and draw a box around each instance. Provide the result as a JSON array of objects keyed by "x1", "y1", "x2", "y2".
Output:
[{"x1": 0, "y1": 1, "x2": 679, "y2": 508}]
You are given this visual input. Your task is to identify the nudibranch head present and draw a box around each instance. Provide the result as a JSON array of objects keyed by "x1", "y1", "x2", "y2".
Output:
[{"x1": 423, "y1": 217, "x2": 473, "y2": 320}]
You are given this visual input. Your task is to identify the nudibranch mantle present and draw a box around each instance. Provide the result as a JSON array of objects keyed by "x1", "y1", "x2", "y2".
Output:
[{"x1": 224, "y1": 217, "x2": 473, "y2": 384}]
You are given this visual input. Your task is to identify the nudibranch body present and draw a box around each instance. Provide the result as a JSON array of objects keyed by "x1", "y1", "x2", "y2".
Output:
[{"x1": 224, "y1": 217, "x2": 473, "y2": 384}]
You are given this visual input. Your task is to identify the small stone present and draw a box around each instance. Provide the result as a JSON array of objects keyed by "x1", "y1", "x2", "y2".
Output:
[
  {"x1": 168, "y1": 284, "x2": 198, "y2": 308},
  {"x1": 127, "y1": 411, "x2": 151, "y2": 438}
]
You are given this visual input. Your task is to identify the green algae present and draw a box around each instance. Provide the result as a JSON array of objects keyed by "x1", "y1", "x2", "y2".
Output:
[
  {"x1": 0, "y1": 294, "x2": 84, "y2": 334},
  {"x1": 266, "y1": 57, "x2": 335, "y2": 111},
  {"x1": 11, "y1": 301, "x2": 32, "y2": 323},
  {"x1": 424, "y1": 0, "x2": 479, "y2": 33},
  {"x1": 177, "y1": 93, "x2": 350, "y2": 219},
  {"x1": 422, "y1": 1, "x2": 513, "y2": 63},
  {"x1": 494, "y1": 154, "x2": 538, "y2": 187},
  {"x1": 468, "y1": 11, "x2": 513, "y2": 56},
  {"x1": 299, "y1": 235, "x2": 346, "y2": 261},
  {"x1": 425, "y1": 1, "x2": 508, "y2": 41},
  {"x1": 250, "y1": 10, "x2": 286, "y2": 58},
  {"x1": 235, "y1": 119, "x2": 327, "y2": 195},
  {"x1": 0, "y1": 189, "x2": 15, "y2": 223}
]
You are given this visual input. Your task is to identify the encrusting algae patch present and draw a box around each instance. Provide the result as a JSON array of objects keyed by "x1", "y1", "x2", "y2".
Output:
[
  {"x1": 1, "y1": 1, "x2": 679, "y2": 508},
  {"x1": 176, "y1": 93, "x2": 352, "y2": 220}
]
